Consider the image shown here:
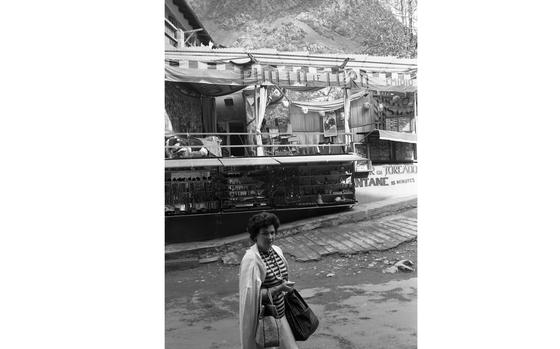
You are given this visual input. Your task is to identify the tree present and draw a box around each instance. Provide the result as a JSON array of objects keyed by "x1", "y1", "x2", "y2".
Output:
[{"x1": 358, "y1": 0, "x2": 416, "y2": 57}]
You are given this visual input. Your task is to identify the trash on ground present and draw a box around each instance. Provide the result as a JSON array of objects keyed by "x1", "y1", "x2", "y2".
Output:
[
  {"x1": 199, "y1": 255, "x2": 221, "y2": 264},
  {"x1": 382, "y1": 266, "x2": 398, "y2": 274},
  {"x1": 382, "y1": 259, "x2": 415, "y2": 273},
  {"x1": 326, "y1": 273, "x2": 335, "y2": 277},
  {"x1": 395, "y1": 259, "x2": 415, "y2": 272}
]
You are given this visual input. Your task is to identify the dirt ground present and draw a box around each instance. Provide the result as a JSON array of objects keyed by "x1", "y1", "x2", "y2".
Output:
[{"x1": 166, "y1": 237, "x2": 417, "y2": 349}]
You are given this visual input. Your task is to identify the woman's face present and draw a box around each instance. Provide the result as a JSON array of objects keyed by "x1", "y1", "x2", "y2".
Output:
[{"x1": 255, "y1": 224, "x2": 276, "y2": 251}]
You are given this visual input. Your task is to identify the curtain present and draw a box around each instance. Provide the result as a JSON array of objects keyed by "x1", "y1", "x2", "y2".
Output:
[{"x1": 201, "y1": 97, "x2": 216, "y2": 133}]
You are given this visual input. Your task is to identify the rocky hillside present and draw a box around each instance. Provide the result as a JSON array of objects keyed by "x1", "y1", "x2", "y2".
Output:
[{"x1": 187, "y1": 0, "x2": 416, "y2": 58}]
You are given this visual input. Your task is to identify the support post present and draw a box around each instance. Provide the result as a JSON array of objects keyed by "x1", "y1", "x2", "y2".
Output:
[
  {"x1": 343, "y1": 87, "x2": 352, "y2": 152},
  {"x1": 176, "y1": 30, "x2": 185, "y2": 48},
  {"x1": 413, "y1": 91, "x2": 417, "y2": 133},
  {"x1": 253, "y1": 87, "x2": 259, "y2": 156},
  {"x1": 255, "y1": 86, "x2": 267, "y2": 156}
]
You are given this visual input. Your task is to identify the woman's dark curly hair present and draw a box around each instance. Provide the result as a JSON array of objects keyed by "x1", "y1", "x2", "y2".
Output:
[{"x1": 247, "y1": 212, "x2": 280, "y2": 242}]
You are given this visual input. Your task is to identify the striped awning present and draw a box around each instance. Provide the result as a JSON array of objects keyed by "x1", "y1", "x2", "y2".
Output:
[{"x1": 165, "y1": 49, "x2": 416, "y2": 93}]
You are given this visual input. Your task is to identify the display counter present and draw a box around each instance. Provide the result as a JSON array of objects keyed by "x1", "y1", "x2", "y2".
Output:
[{"x1": 165, "y1": 155, "x2": 364, "y2": 242}]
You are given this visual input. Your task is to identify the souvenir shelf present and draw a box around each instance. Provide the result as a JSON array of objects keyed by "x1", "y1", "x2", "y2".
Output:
[
  {"x1": 272, "y1": 164, "x2": 356, "y2": 207},
  {"x1": 165, "y1": 162, "x2": 357, "y2": 215},
  {"x1": 164, "y1": 169, "x2": 222, "y2": 215},
  {"x1": 271, "y1": 167, "x2": 300, "y2": 207},
  {"x1": 221, "y1": 168, "x2": 271, "y2": 211}
]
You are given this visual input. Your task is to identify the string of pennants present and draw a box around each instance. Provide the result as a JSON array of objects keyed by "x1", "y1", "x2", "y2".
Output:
[{"x1": 165, "y1": 59, "x2": 416, "y2": 92}]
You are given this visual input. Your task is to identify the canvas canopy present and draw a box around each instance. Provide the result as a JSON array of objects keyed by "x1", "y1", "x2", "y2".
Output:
[
  {"x1": 165, "y1": 49, "x2": 416, "y2": 94},
  {"x1": 290, "y1": 90, "x2": 369, "y2": 113}
]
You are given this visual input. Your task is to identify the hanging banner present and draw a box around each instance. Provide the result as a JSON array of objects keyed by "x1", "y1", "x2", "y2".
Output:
[{"x1": 323, "y1": 112, "x2": 337, "y2": 137}]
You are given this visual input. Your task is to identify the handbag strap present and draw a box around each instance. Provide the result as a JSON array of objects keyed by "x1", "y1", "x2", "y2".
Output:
[{"x1": 266, "y1": 288, "x2": 279, "y2": 318}]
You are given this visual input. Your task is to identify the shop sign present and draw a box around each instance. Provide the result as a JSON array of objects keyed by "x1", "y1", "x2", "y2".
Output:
[
  {"x1": 354, "y1": 164, "x2": 417, "y2": 187},
  {"x1": 323, "y1": 112, "x2": 337, "y2": 137}
]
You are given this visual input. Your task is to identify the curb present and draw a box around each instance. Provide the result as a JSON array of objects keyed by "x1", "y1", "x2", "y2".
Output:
[{"x1": 165, "y1": 195, "x2": 417, "y2": 265}]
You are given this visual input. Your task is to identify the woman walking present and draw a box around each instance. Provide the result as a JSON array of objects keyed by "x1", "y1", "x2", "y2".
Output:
[{"x1": 239, "y1": 212, "x2": 298, "y2": 349}]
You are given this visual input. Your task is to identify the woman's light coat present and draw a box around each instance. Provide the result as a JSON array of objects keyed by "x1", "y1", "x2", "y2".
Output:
[{"x1": 239, "y1": 244, "x2": 288, "y2": 349}]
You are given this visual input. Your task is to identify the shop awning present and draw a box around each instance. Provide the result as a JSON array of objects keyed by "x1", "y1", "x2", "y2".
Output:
[
  {"x1": 165, "y1": 49, "x2": 416, "y2": 92},
  {"x1": 165, "y1": 65, "x2": 246, "y2": 97},
  {"x1": 165, "y1": 158, "x2": 223, "y2": 168},
  {"x1": 358, "y1": 130, "x2": 417, "y2": 144},
  {"x1": 219, "y1": 157, "x2": 281, "y2": 166},
  {"x1": 273, "y1": 154, "x2": 367, "y2": 164}
]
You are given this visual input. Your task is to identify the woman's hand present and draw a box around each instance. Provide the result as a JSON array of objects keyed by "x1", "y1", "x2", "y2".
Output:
[
  {"x1": 275, "y1": 280, "x2": 295, "y2": 294},
  {"x1": 261, "y1": 281, "x2": 295, "y2": 300}
]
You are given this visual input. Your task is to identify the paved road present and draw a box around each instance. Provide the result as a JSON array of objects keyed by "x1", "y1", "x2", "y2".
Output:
[
  {"x1": 166, "y1": 209, "x2": 418, "y2": 349},
  {"x1": 277, "y1": 210, "x2": 417, "y2": 261},
  {"x1": 218, "y1": 209, "x2": 417, "y2": 264}
]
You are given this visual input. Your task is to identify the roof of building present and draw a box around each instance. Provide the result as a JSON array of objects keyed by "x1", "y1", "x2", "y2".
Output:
[{"x1": 172, "y1": 0, "x2": 214, "y2": 45}]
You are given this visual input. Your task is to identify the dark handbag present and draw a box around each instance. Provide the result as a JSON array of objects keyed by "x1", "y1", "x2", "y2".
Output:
[
  {"x1": 255, "y1": 289, "x2": 280, "y2": 348},
  {"x1": 284, "y1": 288, "x2": 319, "y2": 341}
]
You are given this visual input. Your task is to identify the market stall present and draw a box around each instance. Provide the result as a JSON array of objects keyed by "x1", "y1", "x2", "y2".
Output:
[{"x1": 164, "y1": 48, "x2": 417, "y2": 242}]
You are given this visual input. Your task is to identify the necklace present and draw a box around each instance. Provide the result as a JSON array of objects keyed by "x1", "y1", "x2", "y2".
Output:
[{"x1": 263, "y1": 250, "x2": 286, "y2": 281}]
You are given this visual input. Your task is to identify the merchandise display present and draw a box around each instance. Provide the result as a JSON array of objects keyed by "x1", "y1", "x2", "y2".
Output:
[
  {"x1": 164, "y1": 169, "x2": 222, "y2": 215},
  {"x1": 164, "y1": 162, "x2": 357, "y2": 216},
  {"x1": 222, "y1": 167, "x2": 270, "y2": 210},
  {"x1": 165, "y1": 82, "x2": 203, "y2": 134},
  {"x1": 273, "y1": 163, "x2": 355, "y2": 207}
]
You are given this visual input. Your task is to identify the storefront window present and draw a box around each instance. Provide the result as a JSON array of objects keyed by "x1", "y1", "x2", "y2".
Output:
[
  {"x1": 394, "y1": 142, "x2": 416, "y2": 162},
  {"x1": 368, "y1": 139, "x2": 392, "y2": 162}
]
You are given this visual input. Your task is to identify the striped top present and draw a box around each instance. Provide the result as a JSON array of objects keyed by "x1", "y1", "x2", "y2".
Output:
[{"x1": 260, "y1": 248, "x2": 288, "y2": 318}]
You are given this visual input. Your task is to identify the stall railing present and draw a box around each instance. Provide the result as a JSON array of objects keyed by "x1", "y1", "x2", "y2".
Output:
[{"x1": 165, "y1": 131, "x2": 358, "y2": 158}]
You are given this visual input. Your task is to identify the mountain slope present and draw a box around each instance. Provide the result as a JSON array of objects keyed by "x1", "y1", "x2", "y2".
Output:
[{"x1": 187, "y1": 0, "x2": 416, "y2": 57}]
